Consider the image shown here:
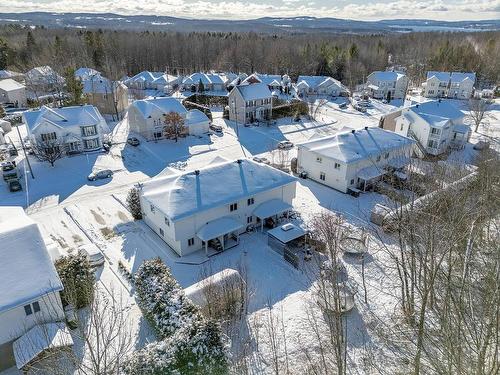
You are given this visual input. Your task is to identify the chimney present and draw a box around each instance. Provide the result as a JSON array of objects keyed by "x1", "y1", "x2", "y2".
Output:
[
  {"x1": 416, "y1": 104, "x2": 419, "y2": 108},
  {"x1": 237, "y1": 159, "x2": 242, "y2": 164},
  {"x1": 438, "y1": 98, "x2": 441, "y2": 103},
  {"x1": 364, "y1": 126, "x2": 368, "y2": 130},
  {"x1": 194, "y1": 170, "x2": 200, "y2": 175},
  {"x1": 351, "y1": 129, "x2": 355, "y2": 134}
]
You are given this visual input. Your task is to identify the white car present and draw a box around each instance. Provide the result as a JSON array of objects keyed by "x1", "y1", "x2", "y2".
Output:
[
  {"x1": 87, "y1": 169, "x2": 113, "y2": 181},
  {"x1": 253, "y1": 156, "x2": 271, "y2": 165},
  {"x1": 277, "y1": 141, "x2": 294, "y2": 150},
  {"x1": 79, "y1": 244, "x2": 105, "y2": 267}
]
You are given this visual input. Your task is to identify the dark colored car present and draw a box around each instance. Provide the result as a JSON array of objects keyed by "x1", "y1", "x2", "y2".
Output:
[
  {"x1": 8, "y1": 179, "x2": 22, "y2": 192},
  {"x1": 127, "y1": 137, "x2": 140, "y2": 146}
]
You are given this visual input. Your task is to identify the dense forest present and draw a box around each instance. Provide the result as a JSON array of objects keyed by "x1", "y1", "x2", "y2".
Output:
[{"x1": 0, "y1": 24, "x2": 498, "y2": 89}]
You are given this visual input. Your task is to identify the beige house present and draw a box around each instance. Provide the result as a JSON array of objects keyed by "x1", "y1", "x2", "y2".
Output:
[
  {"x1": 83, "y1": 75, "x2": 129, "y2": 119},
  {"x1": 228, "y1": 83, "x2": 272, "y2": 124}
]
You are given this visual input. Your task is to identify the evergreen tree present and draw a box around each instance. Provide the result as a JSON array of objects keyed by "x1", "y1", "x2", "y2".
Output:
[
  {"x1": 55, "y1": 253, "x2": 95, "y2": 308},
  {"x1": 126, "y1": 187, "x2": 142, "y2": 220},
  {"x1": 0, "y1": 38, "x2": 11, "y2": 70},
  {"x1": 198, "y1": 78, "x2": 205, "y2": 92},
  {"x1": 63, "y1": 67, "x2": 84, "y2": 105}
]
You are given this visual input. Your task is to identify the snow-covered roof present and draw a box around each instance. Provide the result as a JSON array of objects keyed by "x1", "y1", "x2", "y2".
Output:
[
  {"x1": 0, "y1": 78, "x2": 25, "y2": 91},
  {"x1": 26, "y1": 66, "x2": 64, "y2": 81},
  {"x1": 196, "y1": 217, "x2": 244, "y2": 241},
  {"x1": 81, "y1": 74, "x2": 121, "y2": 94},
  {"x1": 130, "y1": 97, "x2": 187, "y2": 119},
  {"x1": 453, "y1": 123, "x2": 470, "y2": 134},
  {"x1": 450, "y1": 72, "x2": 476, "y2": 83},
  {"x1": 298, "y1": 127, "x2": 414, "y2": 163},
  {"x1": 0, "y1": 69, "x2": 23, "y2": 79},
  {"x1": 267, "y1": 223, "x2": 307, "y2": 243},
  {"x1": 253, "y1": 198, "x2": 292, "y2": 219},
  {"x1": 23, "y1": 105, "x2": 105, "y2": 132},
  {"x1": 124, "y1": 71, "x2": 172, "y2": 86},
  {"x1": 426, "y1": 71, "x2": 451, "y2": 81},
  {"x1": 229, "y1": 73, "x2": 248, "y2": 87},
  {"x1": 232, "y1": 83, "x2": 272, "y2": 101},
  {"x1": 242, "y1": 73, "x2": 283, "y2": 87},
  {"x1": 297, "y1": 75, "x2": 344, "y2": 89},
  {"x1": 186, "y1": 109, "x2": 209, "y2": 125},
  {"x1": 369, "y1": 71, "x2": 406, "y2": 82},
  {"x1": 183, "y1": 72, "x2": 226, "y2": 86},
  {"x1": 408, "y1": 100, "x2": 464, "y2": 126},
  {"x1": 141, "y1": 159, "x2": 296, "y2": 221},
  {"x1": 74, "y1": 67, "x2": 100, "y2": 80},
  {"x1": 0, "y1": 207, "x2": 63, "y2": 313},
  {"x1": 13, "y1": 322, "x2": 73, "y2": 369}
]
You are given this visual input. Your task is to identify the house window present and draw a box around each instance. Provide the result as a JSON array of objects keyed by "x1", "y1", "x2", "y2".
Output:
[
  {"x1": 164, "y1": 217, "x2": 170, "y2": 226},
  {"x1": 247, "y1": 198, "x2": 254, "y2": 205},
  {"x1": 247, "y1": 216, "x2": 253, "y2": 224},
  {"x1": 150, "y1": 204, "x2": 155, "y2": 213},
  {"x1": 316, "y1": 157, "x2": 322, "y2": 163},
  {"x1": 430, "y1": 127, "x2": 441, "y2": 135},
  {"x1": 350, "y1": 179, "x2": 354, "y2": 185},
  {"x1": 83, "y1": 138, "x2": 100, "y2": 150},
  {"x1": 334, "y1": 163, "x2": 341, "y2": 169},
  {"x1": 376, "y1": 155, "x2": 381, "y2": 162},
  {"x1": 427, "y1": 139, "x2": 438, "y2": 148},
  {"x1": 41, "y1": 132, "x2": 57, "y2": 142},
  {"x1": 154, "y1": 132, "x2": 162, "y2": 139},
  {"x1": 24, "y1": 304, "x2": 33, "y2": 316},
  {"x1": 188, "y1": 238, "x2": 195, "y2": 246},
  {"x1": 32, "y1": 301, "x2": 40, "y2": 313},
  {"x1": 400, "y1": 123, "x2": 404, "y2": 131},
  {"x1": 230, "y1": 203, "x2": 238, "y2": 212},
  {"x1": 81, "y1": 125, "x2": 98, "y2": 137},
  {"x1": 384, "y1": 152, "x2": 390, "y2": 159},
  {"x1": 320, "y1": 172, "x2": 326, "y2": 181},
  {"x1": 159, "y1": 228, "x2": 164, "y2": 236}
]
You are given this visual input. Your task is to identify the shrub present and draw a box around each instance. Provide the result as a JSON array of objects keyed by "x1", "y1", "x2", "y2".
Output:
[
  {"x1": 55, "y1": 253, "x2": 95, "y2": 308},
  {"x1": 126, "y1": 186, "x2": 142, "y2": 220}
]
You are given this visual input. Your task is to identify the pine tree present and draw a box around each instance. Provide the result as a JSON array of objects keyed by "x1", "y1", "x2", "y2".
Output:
[
  {"x1": 63, "y1": 67, "x2": 84, "y2": 105},
  {"x1": 55, "y1": 253, "x2": 95, "y2": 308},
  {"x1": 198, "y1": 78, "x2": 205, "y2": 93},
  {"x1": 126, "y1": 186, "x2": 142, "y2": 220}
]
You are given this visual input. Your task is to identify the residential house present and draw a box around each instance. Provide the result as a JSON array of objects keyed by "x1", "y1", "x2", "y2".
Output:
[
  {"x1": 227, "y1": 73, "x2": 248, "y2": 90},
  {"x1": 80, "y1": 73, "x2": 129, "y2": 118},
  {"x1": 74, "y1": 67, "x2": 100, "y2": 81},
  {"x1": 128, "y1": 97, "x2": 209, "y2": 140},
  {"x1": 139, "y1": 158, "x2": 297, "y2": 256},
  {"x1": 0, "y1": 70, "x2": 24, "y2": 82},
  {"x1": 25, "y1": 66, "x2": 65, "y2": 94},
  {"x1": 0, "y1": 206, "x2": 65, "y2": 371},
  {"x1": 181, "y1": 72, "x2": 228, "y2": 93},
  {"x1": 296, "y1": 75, "x2": 349, "y2": 97},
  {"x1": 422, "y1": 71, "x2": 476, "y2": 99},
  {"x1": 392, "y1": 100, "x2": 469, "y2": 156},
  {"x1": 23, "y1": 105, "x2": 109, "y2": 154},
  {"x1": 365, "y1": 71, "x2": 408, "y2": 100},
  {"x1": 242, "y1": 73, "x2": 291, "y2": 94},
  {"x1": 124, "y1": 71, "x2": 181, "y2": 92},
  {"x1": 297, "y1": 127, "x2": 415, "y2": 193},
  {"x1": 0, "y1": 79, "x2": 27, "y2": 107},
  {"x1": 228, "y1": 83, "x2": 272, "y2": 124}
]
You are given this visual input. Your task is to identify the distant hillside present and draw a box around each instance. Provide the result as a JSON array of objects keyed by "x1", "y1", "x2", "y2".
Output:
[{"x1": 0, "y1": 12, "x2": 498, "y2": 34}]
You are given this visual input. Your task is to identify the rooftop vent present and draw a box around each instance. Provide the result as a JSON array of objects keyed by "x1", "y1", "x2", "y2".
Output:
[{"x1": 416, "y1": 104, "x2": 419, "y2": 108}]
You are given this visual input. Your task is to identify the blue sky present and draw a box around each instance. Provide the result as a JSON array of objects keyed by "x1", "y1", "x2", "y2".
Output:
[{"x1": 2, "y1": 0, "x2": 499, "y2": 20}]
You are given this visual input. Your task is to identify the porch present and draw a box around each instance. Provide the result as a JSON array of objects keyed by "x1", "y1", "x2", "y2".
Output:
[
  {"x1": 196, "y1": 217, "x2": 243, "y2": 255},
  {"x1": 356, "y1": 165, "x2": 386, "y2": 192},
  {"x1": 253, "y1": 199, "x2": 293, "y2": 231}
]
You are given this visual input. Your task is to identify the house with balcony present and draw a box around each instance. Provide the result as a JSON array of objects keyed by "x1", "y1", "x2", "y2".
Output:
[
  {"x1": 23, "y1": 105, "x2": 109, "y2": 155},
  {"x1": 0, "y1": 206, "x2": 66, "y2": 371},
  {"x1": 297, "y1": 127, "x2": 415, "y2": 193},
  {"x1": 128, "y1": 97, "x2": 210, "y2": 140},
  {"x1": 422, "y1": 71, "x2": 476, "y2": 99},
  {"x1": 295, "y1": 75, "x2": 349, "y2": 98},
  {"x1": 365, "y1": 71, "x2": 408, "y2": 100},
  {"x1": 139, "y1": 158, "x2": 297, "y2": 256},
  {"x1": 228, "y1": 83, "x2": 272, "y2": 124},
  {"x1": 393, "y1": 100, "x2": 469, "y2": 156}
]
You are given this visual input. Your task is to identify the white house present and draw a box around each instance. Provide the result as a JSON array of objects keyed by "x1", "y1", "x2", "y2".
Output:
[
  {"x1": 181, "y1": 72, "x2": 228, "y2": 93},
  {"x1": 25, "y1": 66, "x2": 65, "y2": 94},
  {"x1": 228, "y1": 83, "x2": 273, "y2": 124},
  {"x1": 0, "y1": 206, "x2": 65, "y2": 371},
  {"x1": 366, "y1": 71, "x2": 408, "y2": 100},
  {"x1": 0, "y1": 79, "x2": 27, "y2": 107},
  {"x1": 422, "y1": 71, "x2": 476, "y2": 99},
  {"x1": 23, "y1": 105, "x2": 109, "y2": 154},
  {"x1": 296, "y1": 75, "x2": 349, "y2": 97},
  {"x1": 74, "y1": 67, "x2": 100, "y2": 81},
  {"x1": 242, "y1": 73, "x2": 291, "y2": 93},
  {"x1": 124, "y1": 71, "x2": 181, "y2": 92},
  {"x1": 139, "y1": 158, "x2": 297, "y2": 256},
  {"x1": 297, "y1": 127, "x2": 415, "y2": 193},
  {"x1": 128, "y1": 97, "x2": 208, "y2": 140},
  {"x1": 393, "y1": 100, "x2": 469, "y2": 156}
]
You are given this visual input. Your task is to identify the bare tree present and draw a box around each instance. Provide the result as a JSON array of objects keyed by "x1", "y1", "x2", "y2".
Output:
[
  {"x1": 469, "y1": 98, "x2": 490, "y2": 132},
  {"x1": 33, "y1": 138, "x2": 64, "y2": 166},
  {"x1": 163, "y1": 111, "x2": 187, "y2": 142}
]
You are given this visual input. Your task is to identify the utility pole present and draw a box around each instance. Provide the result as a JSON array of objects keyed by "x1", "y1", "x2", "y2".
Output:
[{"x1": 16, "y1": 124, "x2": 34, "y2": 179}]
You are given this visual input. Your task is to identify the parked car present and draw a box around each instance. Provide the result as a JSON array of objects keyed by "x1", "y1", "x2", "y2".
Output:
[
  {"x1": 253, "y1": 156, "x2": 271, "y2": 165},
  {"x1": 87, "y1": 169, "x2": 113, "y2": 181},
  {"x1": 2, "y1": 161, "x2": 18, "y2": 181},
  {"x1": 127, "y1": 137, "x2": 140, "y2": 146},
  {"x1": 209, "y1": 124, "x2": 223, "y2": 133},
  {"x1": 277, "y1": 140, "x2": 294, "y2": 150},
  {"x1": 79, "y1": 243, "x2": 105, "y2": 267},
  {"x1": 8, "y1": 179, "x2": 22, "y2": 192},
  {"x1": 338, "y1": 102, "x2": 347, "y2": 109}
]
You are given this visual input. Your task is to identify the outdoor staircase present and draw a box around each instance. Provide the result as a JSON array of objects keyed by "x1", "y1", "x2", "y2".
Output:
[
  {"x1": 407, "y1": 129, "x2": 427, "y2": 158},
  {"x1": 210, "y1": 238, "x2": 223, "y2": 252}
]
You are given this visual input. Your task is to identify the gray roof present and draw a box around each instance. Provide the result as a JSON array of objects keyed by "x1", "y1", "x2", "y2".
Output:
[{"x1": 232, "y1": 83, "x2": 272, "y2": 101}]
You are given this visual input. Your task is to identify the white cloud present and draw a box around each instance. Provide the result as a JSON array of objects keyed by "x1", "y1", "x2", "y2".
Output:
[{"x1": 0, "y1": 0, "x2": 498, "y2": 21}]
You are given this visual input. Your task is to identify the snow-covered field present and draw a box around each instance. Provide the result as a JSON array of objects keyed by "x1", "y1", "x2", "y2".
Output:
[{"x1": 1, "y1": 97, "x2": 497, "y2": 374}]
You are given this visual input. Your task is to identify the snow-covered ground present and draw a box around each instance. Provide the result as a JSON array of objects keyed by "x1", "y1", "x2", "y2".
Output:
[{"x1": 0, "y1": 97, "x2": 497, "y2": 374}]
